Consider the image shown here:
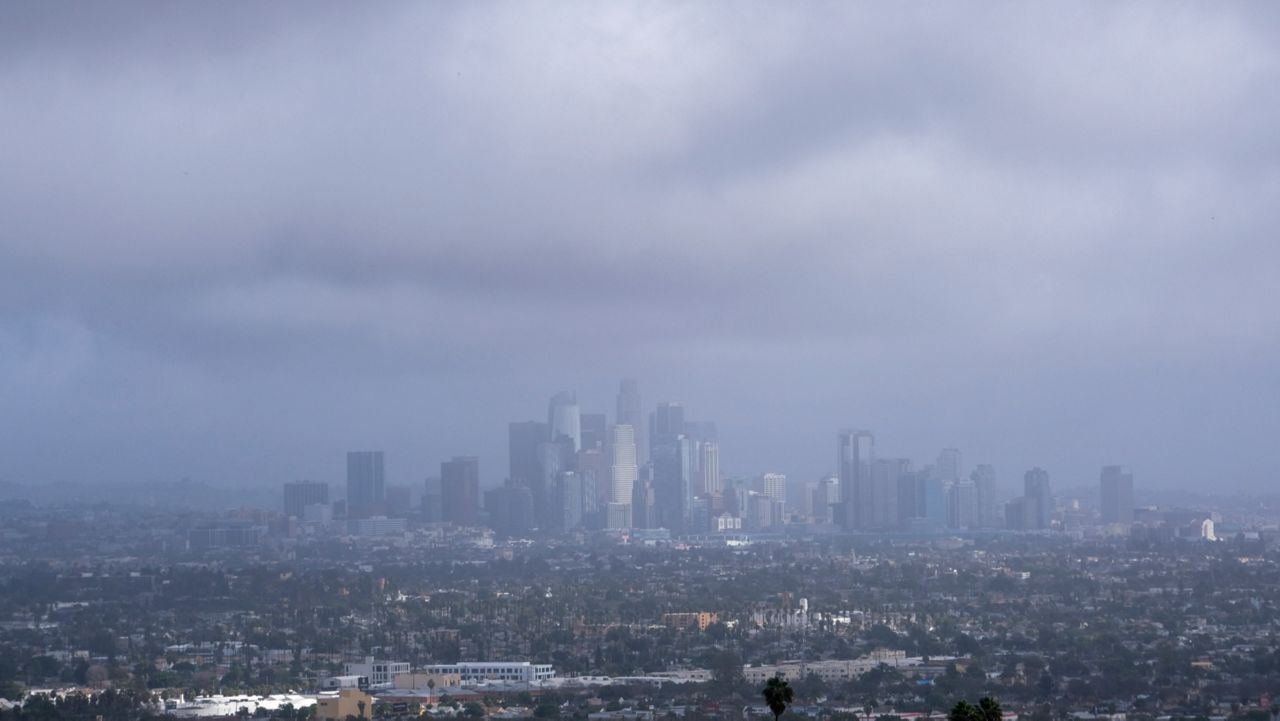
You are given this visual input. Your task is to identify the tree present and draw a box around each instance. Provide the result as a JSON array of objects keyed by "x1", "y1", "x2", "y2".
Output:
[
  {"x1": 711, "y1": 651, "x2": 745, "y2": 693},
  {"x1": 948, "y1": 697, "x2": 1002, "y2": 721},
  {"x1": 762, "y1": 676, "x2": 795, "y2": 721}
]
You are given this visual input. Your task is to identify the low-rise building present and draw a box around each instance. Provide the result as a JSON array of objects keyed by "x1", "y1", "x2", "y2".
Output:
[
  {"x1": 315, "y1": 689, "x2": 373, "y2": 721},
  {"x1": 420, "y1": 662, "x2": 555, "y2": 685}
]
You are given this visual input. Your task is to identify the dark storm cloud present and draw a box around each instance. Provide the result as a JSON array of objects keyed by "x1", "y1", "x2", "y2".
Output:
[{"x1": 1, "y1": 2, "x2": 1277, "y2": 490}]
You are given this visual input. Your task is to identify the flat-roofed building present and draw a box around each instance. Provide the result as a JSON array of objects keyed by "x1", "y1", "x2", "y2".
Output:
[{"x1": 420, "y1": 662, "x2": 554, "y2": 685}]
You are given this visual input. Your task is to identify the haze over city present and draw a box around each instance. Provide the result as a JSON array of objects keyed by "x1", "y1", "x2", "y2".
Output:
[{"x1": 2, "y1": 3, "x2": 1278, "y2": 493}]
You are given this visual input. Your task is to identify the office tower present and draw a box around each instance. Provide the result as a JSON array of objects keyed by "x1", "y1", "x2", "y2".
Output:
[
  {"x1": 508, "y1": 420, "x2": 548, "y2": 485},
  {"x1": 948, "y1": 481, "x2": 977, "y2": 529},
  {"x1": 871, "y1": 459, "x2": 909, "y2": 530},
  {"x1": 836, "y1": 430, "x2": 875, "y2": 530},
  {"x1": 283, "y1": 481, "x2": 329, "y2": 519},
  {"x1": 576, "y1": 447, "x2": 609, "y2": 517},
  {"x1": 534, "y1": 438, "x2": 574, "y2": 528},
  {"x1": 440, "y1": 456, "x2": 480, "y2": 526},
  {"x1": 554, "y1": 471, "x2": 583, "y2": 533},
  {"x1": 746, "y1": 492, "x2": 783, "y2": 531},
  {"x1": 547, "y1": 391, "x2": 581, "y2": 452},
  {"x1": 580, "y1": 413, "x2": 608, "y2": 451},
  {"x1": 652, "y1": 402, "x2": 685, "y2": 445},
  {"x1": 422, "y1": 476, "x2": 443, "y2": 523},
  {"x1": 486, "y1": 484, "x2": 534, "y2": 538},
  {"x1": 688, "y1": 495, "x2": 712, "y2": 534},
  {"x1": 1023, "y1": 467, "x2": 1052, "y2": 530},
  {"x1": 652, "y1": 436, "x2": 694, "y2": 533},
  {"x1": 936, "y1": 448, "x2": 963, "y2": 482},
  {"x1": 1100, "y1": 465, "x2": 1135, "y2": 524},
  {"x1": 918, "y1": 472, "x2": 947, "y2": 529},
  {"x1": 812, "y1": 476, "x2": 840, "y2": 523},
  {"x1": 616, "y1": 379, "x2": 648, "y2": 465},
  {"x1": 346, "y1": 451, "x2": 385, "y2": 519},
  {"x1": 1005, "y1": 497, "x2": 1027, "y2": 530},
  {"x1": 971, "y1": 464, "x2": 997, "y2": 528},
  {"x1": 896, "y1": 472, "x2": 917, "y2": 527},
  {"x1": 700, "y1": 441, "x2": 721, "y2": 494},
  {"x1": 606, "y1": 502, "x2": 632, "y2": 531},
  {"x1": 759, "y1": 473, "x2": 787, "y2": 505},
  {"x1": 609, "y1": 424, "x2": 638, "y2": 528},
  {"x1": 631, "y1": 475, "x2": 656, "y2": 529}
]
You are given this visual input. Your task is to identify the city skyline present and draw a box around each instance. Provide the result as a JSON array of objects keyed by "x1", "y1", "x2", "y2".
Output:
[{"x1": 2, "y1": 3, "x2": 1277, "y2": 493}]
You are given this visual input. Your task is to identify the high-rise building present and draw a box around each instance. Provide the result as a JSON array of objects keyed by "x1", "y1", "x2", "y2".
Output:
[
  {"x1": 948, "y1": 481, "x2": 977, "y2": 529},
  {"x1": 576, "y1": 447, "x2": 609, "y2": 518},
  {"x1": 812, "y1": 476, "x2": 840, "y2": 523},
  {"x1": 422, "y1": 476, "x2": 442, "y2": 523},
  {"x1": 554, "y1": 471, "x2": 584, "y2": 533},
  {"x1": 652, "y1": 402, "x2": 685, "y2": 446},
  {"x1": 1023, "y1": 467, "x2": 1052, "y2": 530},
  {"x1": 936, "y1": 448, "x2": 963, "y2": 482},
  {"x1": 535, "y1": 438, "x2": 574, "y2": 529},
  {"x1": 917, "y1": 471, "x2": 947, "y2": 529},
  {"x1": 547, "y1": 391, "x2": 581, "y2": 452},
  {"x1": 580, "y1": 413, "x2": 608, "y2": 452},
  {"x1": 652, "y1": 436, "x2": 694, "y2": 533},
  {"x1": 1100, "y1": 465, "x2": 1134, "y2": 524},
  {"x1": 609, "y1": 424, "x2": 638, "y2": 528},
  {"x1": 869, "y1": 459, "x2": 909, "y2": 529},
  {"x1": 1005, "y1": 496, "x2": 1027, "y2": 530},
  {"x1": 346, "y1": 451, "x2": 385, "y2": 519},
  {"x1": 759, "y1": 472, "x2": 787, "y2": 506},
  {"x1": 700, "y1": 441, "x2": 721, "y2": 494},
  {"x1": 283, "y1": 481, "x2": 329, "y2": 519},
  {"x1": 508, "y1": 421, "x2": 548, "y2": 487},
  {"x1": 441, "y1": 456, "x2": 480, "y2": 526},
  {"x1": 837, "y1": 430, "x2": 874, "y2": 530},
  {"x1": 486, "y1": 484, "x2": 534, "y2": 538},
  {"x1": 971, "y1": 464, "x2": 997, "y2": 528},
  {"x1": 616, "y1": 379, "x2": 647, "y2": 465}
]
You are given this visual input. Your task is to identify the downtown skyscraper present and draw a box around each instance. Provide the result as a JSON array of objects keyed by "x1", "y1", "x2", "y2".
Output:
[
  {"x1": 616, "y1": 379, "x2": 647, "y2": 465},
  {"x1": 547, "y1": 391, "x2": 581, "y2": 453},
  {"x1": 346, "y1": 450, "x2": 385, "y2": 519},
  {"x1": 608, "y1": 423, "x2": 638, "y2": 529},
  {"x1": 837, "y1": 430, "x2": 875, "y2": 530}
]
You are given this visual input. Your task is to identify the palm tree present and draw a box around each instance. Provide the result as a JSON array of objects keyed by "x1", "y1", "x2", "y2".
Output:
[{"x1": 762, "y1": 676, "x2": 795, "y2": 721}]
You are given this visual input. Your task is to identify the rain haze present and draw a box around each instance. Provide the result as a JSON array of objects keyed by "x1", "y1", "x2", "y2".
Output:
[{"x1": 2, "y1": 2, "x2": 1278, "y2": 495}]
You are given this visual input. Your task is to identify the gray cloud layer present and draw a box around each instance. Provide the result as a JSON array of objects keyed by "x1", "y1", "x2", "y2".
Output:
[{"x1": 2, "y1": 2, "x2": 1277, "y2": 492}]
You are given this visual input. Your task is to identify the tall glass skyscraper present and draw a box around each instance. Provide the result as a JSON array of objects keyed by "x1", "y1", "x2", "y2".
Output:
[
  {"x1": 547, "y1": 391, "x2": 581, "y2": 452},
  {"x1": 346, "y1": 451, "x2": 385, "y2": 519}
]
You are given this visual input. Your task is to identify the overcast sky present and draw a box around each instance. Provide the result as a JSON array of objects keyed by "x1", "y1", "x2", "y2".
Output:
[{"x1": 1, "y1": 2, "x2": 1278, "y2": 495}]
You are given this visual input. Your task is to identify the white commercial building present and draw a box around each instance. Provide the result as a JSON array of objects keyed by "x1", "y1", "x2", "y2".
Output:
[
  {"x1": 344, "y1": 657, "x2": 410, "y2": 688},
  {"x1": 420, "y1": 662, "x2": 555, "y2": 685}
]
